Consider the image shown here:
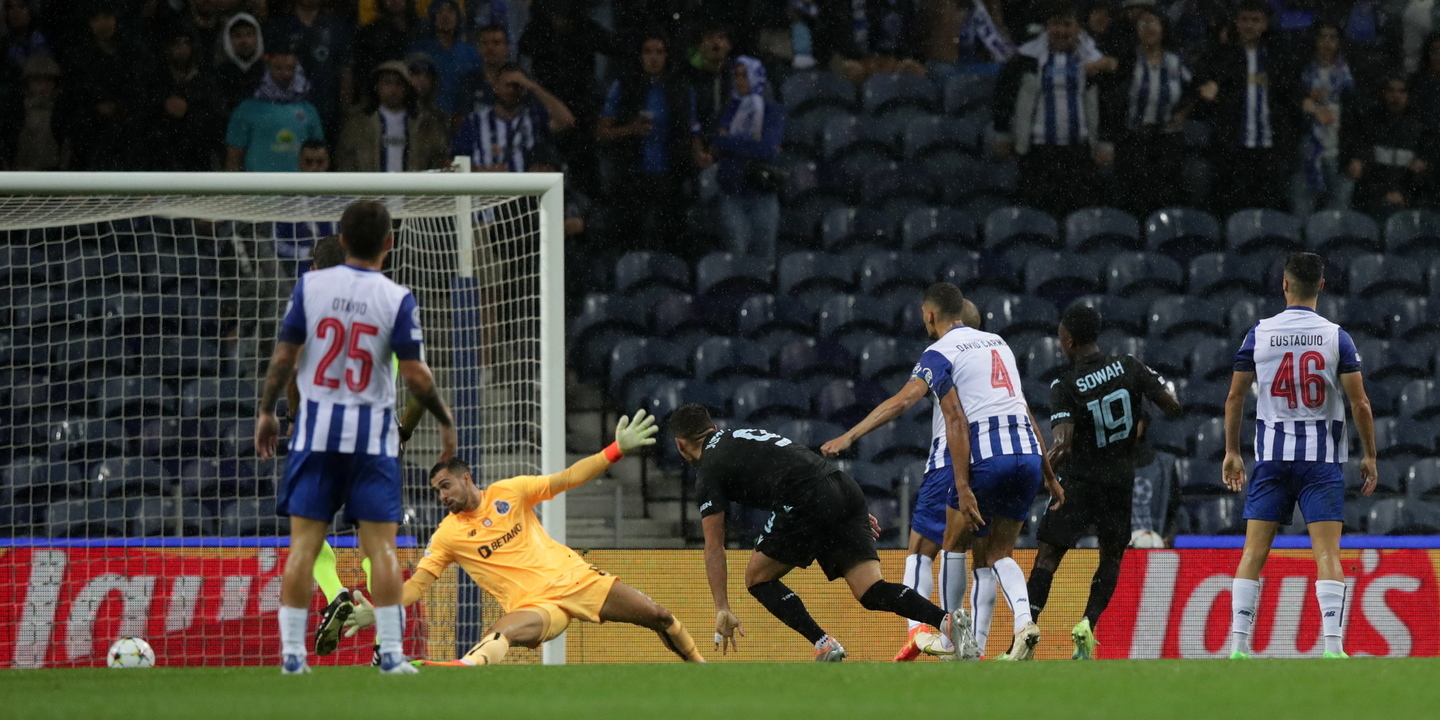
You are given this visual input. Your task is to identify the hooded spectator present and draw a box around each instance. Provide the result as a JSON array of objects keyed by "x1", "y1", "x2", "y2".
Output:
[
  {"x1": 217, "y1": 12, "x2": 266, "y2": 114},
  {"x1": 405, "y1": 51, "x2": 443, "y2": 116},
  {"x1": 406, "y1": 0, "x2": 480, "y2": 114},
  {"x1": 337, "y1": 60, "x2": 449, "y2": 171},
  {"x1": 147, "y1": 28, "x2": 223, "y2": 171},
  {"x1": 711, "y1": 56, "x2": 785, "y2": 262},
  {"x1": 0, "y1": 53, "x2": 70, "y2": 170},
  {"x1": 267, "y1": 0, "x2": 353, "y2": 138},
  {"x1": 1291, "y1": 23, "x2": 1356, "y2": 214},
  {"x1": 349, "y1": 0, "x2": 417, "y2": 107},
  {"x1": 225, "y1": 50, "x2": 325, "y2": 171}
]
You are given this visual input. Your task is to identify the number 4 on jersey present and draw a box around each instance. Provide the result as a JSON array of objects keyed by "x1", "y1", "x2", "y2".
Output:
[{"x1": 990, "y1": 350, "x2": 1015, "y2": 397}]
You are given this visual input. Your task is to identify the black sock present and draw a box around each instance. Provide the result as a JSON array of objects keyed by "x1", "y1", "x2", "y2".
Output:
[
  {"x1": 1027, "y1": 564, "x2": 1056, "y2": 625},
  {"x1": 1083, "y1": 545, "x2": 1126, "y2": 629},
  {"x1": 748, "y1": 580, "x2": 827, "y2": 644},
  {"x1": 859, "y1": 580, "x2": 946, "y2": 628}
]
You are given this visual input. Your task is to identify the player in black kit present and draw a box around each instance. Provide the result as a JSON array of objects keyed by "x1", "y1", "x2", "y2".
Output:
[
  {"x1": 667, "y1": 403, "x2": 967, "y2": 662},
  {"x1": 1026, "y1": 304, "x2": 1183, "y2": 659}
]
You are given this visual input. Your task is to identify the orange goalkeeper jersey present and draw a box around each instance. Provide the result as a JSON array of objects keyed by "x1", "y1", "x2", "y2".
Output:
[{"x1": 416, "y1": 454, "x2": 606, "y2": 613}]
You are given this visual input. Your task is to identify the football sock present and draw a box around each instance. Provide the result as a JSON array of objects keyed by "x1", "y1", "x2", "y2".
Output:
[
  {"x1": 902, "y1": 553, "x2": 935, "y2": 629},
  {"x1": 1231, "y1": 578, "x2": 1260, "y2": 655},
  {"x1": 1084, "y1": 545, "x2": 1126, "y2": 630},
  {"x1": 279, "y1": 605, "x2": 308, "y2": 660},
  {"x1": 1315, "y1": 580, "x2": 1346, "y2": 655},
  {"x1": 859, "y1": 580, "x2": 947, "y2": 628},
  {"x1": 993, "y1": 557, "x2": 1033, "y2": 633},
  {"x1": 659, "y1": 618, "x2": 704, "y2": 662},
  {"x1": 460, "y1": 632, "x2": 510, "y2": 665},
  {"x1": 362, "y1": 556, "x2": 373, "y2": 593},
  {"x1": 942, "y1": 552, "x2": 967, "y2": 615},
  {"x1": 1026, "y1": 563, "x2": 1055, "y2": 624},
  {"x1": 971, "y1": 568, "x2": 997, "y2": 652},
  {"x1": 374, "y1": 604, "x2": 404, "y2": 658},
  {"x1": 312, "y1": 541, "x2": 346, "y2": 604},
  {"x1": 749, "y1": 580, "x2": 827, "y2": 644}
]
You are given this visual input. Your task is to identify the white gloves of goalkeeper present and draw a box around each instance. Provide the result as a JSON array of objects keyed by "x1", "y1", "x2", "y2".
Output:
[
  {"x1": 343, "y1": 589, "x2": 375, "y2": 638},
  {"x1": 615, "y1": 408, "x2": 659, "y2": 454}
]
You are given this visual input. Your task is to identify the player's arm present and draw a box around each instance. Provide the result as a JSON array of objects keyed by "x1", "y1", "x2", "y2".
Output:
[
  {"x1": 821, "y1": 379, "x2": 928, "y2": 457},
  {"x1": 397, "y1": 397, "x2": 426, "y2": 444},
  {"x1": 256, "y1": 341, "x2": 302, "y2": 460},
  {"x1": 1026, "y1": 406, "x2": 1064, "y2": 509},
  {"x1": 284, "y1": 374, "x2": 300, "y2": 429},
  {"x1": 398, "y1": 358, "x2": 458, "y2": 463},
  {"x1": 1224, "y1": 325, "x2": 1259, "y2": 492},
  {"x1": 702, "y1": 510, "x2": 743, "y2": 654},
  {"x1": 547, "y1": 409, "x2": 658, "y2": 495},
  {"x1": 345, "y1": 568, "x2": 441, "y2": 637},
  {"x1": 939, "y1": 387, "x2": 983, "y2": 531},
  {"x1": 1131, "y1": 356, "x2": 1184, "y2": 419},
  {"x1": 1047, "y1": 378, "x2": 1078, "y2": 472},
  {"x1": 1340, "y1": 342, "x2": 1378, "y2": 495}
]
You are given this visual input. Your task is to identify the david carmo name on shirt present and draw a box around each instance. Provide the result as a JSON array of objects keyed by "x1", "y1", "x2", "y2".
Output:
[{"x1": 1269, "y1": 335, "x2": 1327, "y2": 347}]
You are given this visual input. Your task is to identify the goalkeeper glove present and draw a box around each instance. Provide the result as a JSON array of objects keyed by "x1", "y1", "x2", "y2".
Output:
[
  {"x1": 615, "y1": 408, "x2": 659, "y2": 455},
  {"x1": 343, "y1": 589, "x2": 376, "y2": 638}
]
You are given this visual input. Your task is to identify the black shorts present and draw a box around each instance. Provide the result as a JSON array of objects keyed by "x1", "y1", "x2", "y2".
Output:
[
  {"x1": 755, "y1": 472, "x2": 879, "y2": 581},
  {"x1": 1036, "y1": 473, "x2": 1133, "y2": 550}
]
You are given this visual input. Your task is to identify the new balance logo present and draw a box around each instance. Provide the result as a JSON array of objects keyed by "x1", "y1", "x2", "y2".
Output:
[
  {"x1": 1238, "y1": 610, "x2": 1253, "y2": 617},
  {"x1": 1324, "y1": 611, "x2": 1337, "y2": 618}
]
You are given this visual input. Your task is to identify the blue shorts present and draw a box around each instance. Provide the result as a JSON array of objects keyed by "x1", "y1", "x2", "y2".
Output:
[
  {"x1": 277, "y1": 450, "x2": 403, "y2": 523},
  {"x1": 912, "y1": 467, "x2": 953, "y2": 545},
  {"x1": 954, "y1": 454, "x2": 1043, "y2": 538},
  {"x1": 1243, "y1": 460, "x2": 1344, "y2": 524}
]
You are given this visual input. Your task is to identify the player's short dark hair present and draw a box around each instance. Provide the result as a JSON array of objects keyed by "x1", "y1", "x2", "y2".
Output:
[
  {"x1": 477, "y1": 22, "x2": 508, "y2": 39},
  {"x1": 339, "y1": 200, "x2": 392, "y2": 261},
  {"x1": 1061, "y1": 303, "x2": 1102, "y2": 346},
  {"x1": 923, "y1": 282, "x2": 967, "y2": 320},
  {"x1": 960, "y1": 298, "x2": 981, "y2": 329},
  {"x1": 310, "y1": 235, "x2": 345, "y2": 270},
  {"x1": 667, "y1": 403, "x2": 716, "y2": 444},
  {"x1": 1235, "y1": 0, "x2": 1269, "y2": 16},
  {"x1": 1284, "y1": 252, "x2": 1325, "y2": 298},
  {"x1": 430, "y1": 456, "x2": 471, "y2": 481},
  {"x1": 1043, "y1": 0, "x2": 1079, "y2": 22}
]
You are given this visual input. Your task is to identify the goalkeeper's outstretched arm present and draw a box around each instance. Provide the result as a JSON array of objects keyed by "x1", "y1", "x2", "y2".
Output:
[{"x1": 546, "y1": 409, "x2": 659, "y2": 495}]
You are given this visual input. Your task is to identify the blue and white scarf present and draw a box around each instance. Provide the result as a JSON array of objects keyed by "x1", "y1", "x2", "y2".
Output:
[
  {"x1": 1301, "y1": 59, "x2": 1354, "y2": 190},
  {"x1": 255, "y1": 64, "x2": 311, "y2": 103},
  {"x1": 960, "y1": 0, "x2": 1015, "y2": 62},
  {"x1": 720, "y1": 56, "x2": 768, "y2": 140}
]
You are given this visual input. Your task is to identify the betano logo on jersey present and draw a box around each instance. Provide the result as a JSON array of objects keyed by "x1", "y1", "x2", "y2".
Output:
[{"x1": 475, "y1": 523, "x2": 523, "y2": 559}]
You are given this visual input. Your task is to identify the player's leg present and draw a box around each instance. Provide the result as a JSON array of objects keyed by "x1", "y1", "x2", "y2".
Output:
[
  {"x1": 1231, "y1": 461, "x2": 1291, "y2": 658},
  {"x1": 598, "y1": 579, "x2": 705, "y2": 662},
  {"x1": 1028, "y1": 482, "x2": 1087, "y2": 625},
  {"x1": 1027, "y1": 542, "x2": 1067, "y2": 625},
  {"x1": 1299, "y1": 461, "x2": 1349, "y2": 657},
  {"x1": 981, "y1": 455, "x2": 1044, "y2": 660},
  {"x1": 893, "y1": 531, "x2": 941, "y2": 661},
  {"x1": 312, "y1": 540, "x2": 355, "y2": 657},
  {"x1": 279, "y1": 516, "x2": 330, "y2": 673},
  {"x1": 843, "y1": 558, "x2": 947, "y2": 628},
  {"x1": 421, "y1": 610, "x2": 549, "y2": 666},
  {"x1": 985, "y1": 515, "x2": 1040, "y2": 660},
  {"x1": 744, "y1": 550, "x2": 834, "y2": 648},
  {"x1": 350, "y1": 454, "x2": 413, "y2": 673},
  {"x1": 947, "y1": 503, "x2": 992, "y2": 658}
]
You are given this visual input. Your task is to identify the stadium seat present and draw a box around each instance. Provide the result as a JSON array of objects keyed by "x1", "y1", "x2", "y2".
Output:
[
  {"x1": 86, "y1": 457, "x2": 172, "y2": 498},
  {"x1": 1190, "y1": 417, "x2": 1227, "y2": 461},
  {"x1": 126, "y1": 497, "x2": 212, "y2": 537},
  {"x1": 900, "y1": 207, "x2": 978, "y2": 252},
  {"x1": 1184, "y1": 495, "x2": 1244, "y2": 533},
  {"x1": 922, "y1": 152, "x2": 988, "y2": 205},
  {"x1": 178, "y1": 459, "x2": 259, "y2": 499},
  {"x1": 781, "y1": 110, "x2": 834, "y2": 158},
  {"x1": 858, "y1": 115, "x2": 908, "y2": 159},
  {"x1": 1349, "y1": 254, "x2": 1426, "y2": 300},
  {"x1": 1365, "y1": 341, "x2": 1427, "y2": 380},
  {"x1": 936, "y1": 251, "x2": 984, "y2": 290},
  {"x1": 732, "y1": 380, "x2": 811, "y2": 423},
  {"x1": 774, "y1": 419, "x2": 847, "y2": 451},
  {"x1": 570, "y1": 295, "x2": 647, "y2": 378},
  {"x1": 1394, "y1": 422, "x2": 1436, "y2": 456},
  {"x1": 1384, "y1": 209, "x2": 1440, "y2": 257},
  {"x1": 1189, "y1": 343, "x2": 1236, "y2": 381},
  {"x1": 1187, "y1": 253, "x2": 1267, "y2": 300},
  {"x1": 1226, "y1": 208, "x2": 1303, "y2": 255},
  {"x1": 652, "y1": 293, "x2": 730, "y2": 347},
  {"x1": 1148, "y1": 297, "x2": 1226, "y2": 339},
  {"x1": 859, "y1": 251, "x2": 935, "y2": 295},
  {"x1": 1146, "y1": 343, "x2": 1190, "y2": 378},
  {"x1": 1024, "y1": 337, "x2": 1066, "y2": 382},
  {"x1": 1305, "y1": 209, "x2": 1381, "y2": 260},
  {"x1": 1326, "y1": 297, "x2": 1386, "y2": 338},
  {"x1": 1145, "y1": 417, "x2": 1196, "y2": 456},
  {"x1": 1105, "y1": 252, "x2": 1185, "y2": 302},
  {"x1": 1407, "y1": 459, "x2": 1440, "y2": 500},
  {"x1": 780, "y1": 70, "x2": 857, "y2": 115},
  {"x1": 179, "y1": 379, "x2": 257, "y2": 419},
  {"x1": 48, "y1": 416, "x2": 128, "y2": 462},
  {"x1": 815, "y1": 379, "x2": 888, "y2": 428},
  {"x1": 1023, "y1": 253, "x2": 1100, "y2": 307},
  {"x1": 861, "y1": 72, "x2": 940, "y2": 116},
  {"x1": 1400, "y1": 380, "x2": 1440, "y2": 420},
  {"x1": 1367, "y1": 498, "x2": 1440, "y2": 534},
  {"x1": 219, "y1": 498, "x2": 288, "y2": 536},
  {"x1": 607, "y1": 338, "x2": 689, "y2": 401},
  {"x1": 1071, "y1": 295, "x2": 1147, "y2": 335},
  {"x1": 614, "y1": 251, "x2": 690, "y2": 295},
  {"x1": 942, "y1": 73, "x2": 996, "y2": 115},
  {"x1": 643, "y1": 380, "x2": 725, "y2": 427},
  {"x1": 695, "y1": 253, "x2": 772, "y2": 296},
  {"x1": 820, "y1": 114, "x2": 864, "y2": 160},
  {"x1": 775, "y1": 337, "x2": 854, "y2": 384},
  {"x1": 859, "y1": 165, "x2": 934, "y2": 207},
  {"x1": 856, "y1": 421, "x2": 930, "y2": 463},
  {"x1": 816, "y1": 294, "x2": 893, "y2": 342},
  {"x1": 2, "y1": 457, "x2": 83, "y2": 504},
  {"x1": 736, "y1": 294, "x2": 815, "y2": 342},
  {"x1": 95, "y1": 376, "x2": 177, "y2": 419},
  {"x1": 858, "y1": 337, "x2": 930, "y2": 387},
  {"x1": 692, "y1": 338, "x2": 770, "y2": 385},
  {"x1": 1226, "y1": 296, "x2": 1282, "y2": 335},
  {"x1": 46, "y1": 498, "x2": 121, "y2": 538},
  {"x1": 984, "y1": 206, "x2": 1062, "y2": 260},
  {"x1": 777, "y1": 251, "x2": 855, "y2": 302},
  {"x1": 1388, "y1": 298, "x2": 1440, "y2": 343},
  {"x1": 1145, "y1": 208, "x2": 1223, "y2": 262},
  {"x1": 1065, "y1": 207, "x2": 1142, "y2": 257},
  {"x1": 902, "y1": 115, "x2": 983, "y2": 158},
  {"x1": 818, "y1": 206, "x2": 868, "y2": 252},
  {"x1": 980, "y1": 295, "x2": 1060, "y2": 339}
]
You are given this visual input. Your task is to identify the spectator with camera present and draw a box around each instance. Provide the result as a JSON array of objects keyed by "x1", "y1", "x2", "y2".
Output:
[{"x1": 452, "y1": 62, "x2": 574, "y2": 173}]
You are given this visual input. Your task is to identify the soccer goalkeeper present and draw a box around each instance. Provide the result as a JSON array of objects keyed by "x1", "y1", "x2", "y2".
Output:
[{"x1": 343, "y1": 409, "x2": 705, "y2": 665}]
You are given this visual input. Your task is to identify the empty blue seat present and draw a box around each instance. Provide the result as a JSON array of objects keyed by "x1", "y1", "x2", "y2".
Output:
[
  {"x1": 984, "y1": 206, "x2": 1061, "y2": 255},
  {"x1": 781, "y1": 70, "x2": 857, "y2": 114},
  {"x1": 125, "y1": 497, "x2": 211, "y2": 537},
  {"x1": 1191, "y1": 417, "x2": 1226, "y2": 460},
  {"x1": 1184, "y1": 495, "x2": 1244, "y2": 533},
  {"x1": 858, "y1": 337, "x2": 929, "y2": 384},
  {"x1": 736, "y1": 294, "x2": 814, "y2": 340},
  {"x1": 695, "y1": 253, "x2": 772, "y2": 296},
  {"x1": 1024, "y1": 336, "x2": 1066, "y2": 382},
  {"x1": 570, "y1": 295, "x2": 646, "y2": 377},
  {"x1": 1145, "y1": 207, "x2": 1222, "y2": 260},
  {"x1": 1187, "y1": 253, "x2": 1267, "y2": 298},
  {"x1": 819, "y1": 206, "x2": 867, "y2": 251},
  {"x1": 179, "y1": 379, "x2": 257, "y2": 418},
  {"x1": 1145, "y1": 417, "x2": 1194, "y2": 455},
  {"x1": 779, "y1": 157, "x2": 822, "y2": 205},
  {"x1": 1106, "y1": 252, "x2": 1186, "y2": 298},
  {"x1": 1384, "y1": 209, "x2": 1440, "y2": 256},
  {"x1": 1305, "y1": 209, "x2": 1381, "y2": 258},
  {"x1": 817, "y1": 294, "x2": 893, "y2": 340},
  {"x1": 815, "y1": 379, "x2": 887, "y2": 427},
  {"x1": 1024, "y1": 253, "x2": 1100, "y2": 306},
  {"x1": 1227, "y1": 208, "x2": 1303, "y2": 254},
  {"x1": 652, "y1": 293, "x2": 730, "y2": 340},
  {"x1": 1350, "y1": 254, "x2": 1426, "y2": 300},
  {"x1": 1071, "y1": 294, "x2": 1147, "y2": 334},
  {"x1": 219, "y1": 497, "x2": 287, "y2": 536},
  {"x1": 1406, "y1": 459, "x2": 1440, "y2": 500},
  {"x1": 733, "y1": 380, "x2": 811, "y2": 422},
  {"x1": 820, "y1": 114, "x2": 863, "y2": 159},
  {"x1": 87, "y1": 457, "x2": 172, "y2": 498},
  {"x1": 857, "y1": 421, "x2": 929, "y2": 463},
  {"x1": 46, "y1": 497, "x2": 122, "y2": 538},
  {"x1": 177, "y1": 458, "x2": 258, "y2": 499},
  {"x1": 607, "y1": 338, "x2": 689, "y2": 400},
  {"x1": 1149, "y1": 297, "x2": 1227, "y2": 339},
  {"x1": 981, "y1": 295, "x2": 1060, "y2": 338},
  {"x1": 1366, "y1": 498, "x2": 1440, "y2": 534},
  {"x1": 1146, "y1": 343, "x2": 1191, "y2": 378},
  {"x1": 775, "y1": 337, "x2": 854, "y2": 382},
  {"x1": 936, "y1": 251, "x2": 984, "y2": 290},
  {"x1": 782, "y1": 110, "x2": 835, "y2": 157},
  {"x1": 860, "y1": 164, "x2": 932, "y2": 206},
  {"x1": 861, "y1": 72, "x2": 939, "y2": 116},
  {"x1": 777, "y1": 251, "x2": 854, "y2": 299},
  {"x1": 1065, "y1": 207, "x2": 1142, "y2": 255},
  {"x1": 1400, "y1": 380, "x2": 1440, "y2": 420},
  {"x1": 921, "y1": 152, "x2": 988, "y2": 204},
  {"x1": 693, "y1": 337, "x2": 770, "y2": 383},
  {"x1": 1189, "y1": 344, "x2": 1235, "y2": 381},
  {"x1": 858, "y1": 115, "x2": 908, "y2": 158},
  {"x1": 644, "y1": 380, "x2": 725, "y2": 426},
  {"x1": 774, "y1": 419, "x2": 847, "y2": 450},
  {"x1": 859, "y1": 251, "x2": 934, "y2": 295},
  {"x1": 1226, "y1": 297, "x2": 1281, "y2": 335},
  {"x1": 1102, "y1": 334, "x2": 1147, "y2": 361},
  {"x1": 1389, "y1": 299, "x2": 1440, "y2": 342},
  {"x1": 901, "y1": 207, "x2": 978, "y2": 251},
  {"x1": 943, "y1": 73, "x2": 996, "y2": 115},
  {"x1": 614, "y1": 251, "x2": 690, "y2": 295},
  {"x1": 2, "y1": 457, "x2": 82, "y2": 504},
  {"x1": 903, "y1": 115, "x2": 982, "y2": 158}
]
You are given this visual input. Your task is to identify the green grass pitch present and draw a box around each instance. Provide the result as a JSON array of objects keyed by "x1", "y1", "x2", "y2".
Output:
[{"x1": 5, "y1": 660, "x2": 1438, "y2": 720}]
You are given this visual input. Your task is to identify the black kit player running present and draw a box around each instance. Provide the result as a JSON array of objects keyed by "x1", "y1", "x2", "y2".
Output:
[
  {"x1": 1026, "y1": 305, "x2": 1183, "y2": 658},
  {"x1": 669, "y1": 404, "x2": 966, "y2": 662}
]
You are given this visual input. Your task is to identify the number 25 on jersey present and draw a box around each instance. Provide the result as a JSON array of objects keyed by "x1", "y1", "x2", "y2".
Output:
[{"x1": 313, "y1": 318, "x2": 378, "y2": 392}]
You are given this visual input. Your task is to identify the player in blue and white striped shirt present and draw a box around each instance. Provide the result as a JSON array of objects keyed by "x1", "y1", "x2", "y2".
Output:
[
  {"x1": 909, "y1": 284, "x2": 1063, "y2": 661},
  {"x1": 256, "y1": 201, "x2": 458, "y2": 675},
  {"x1": 1223, "y1": 253, "x2": 1377, "y2": 659}
]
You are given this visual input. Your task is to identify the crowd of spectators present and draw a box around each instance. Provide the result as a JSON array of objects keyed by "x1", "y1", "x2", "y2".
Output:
[{"x1": 5, "y1": 0, "x2": 1440, "y2": 260}]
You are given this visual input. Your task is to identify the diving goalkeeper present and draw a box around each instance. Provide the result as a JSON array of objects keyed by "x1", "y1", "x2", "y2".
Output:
[{"x1": 343, "y1": 409, "x2": 706, "y2": 665}]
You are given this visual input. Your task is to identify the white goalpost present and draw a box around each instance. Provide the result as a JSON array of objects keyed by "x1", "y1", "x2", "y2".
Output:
[{"x1": 0, "y1": 171, "x2": 568, "y2": 666}]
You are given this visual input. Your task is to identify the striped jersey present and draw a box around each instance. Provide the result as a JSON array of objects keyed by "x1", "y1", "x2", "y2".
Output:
[
  {"x1": 1243, "y1": 48, "x2": 1274, "y2": 149},
  {"x1": 911, "y1": 325, "x2": 1040, "y2": 472},
  {"x1": 1234, "y1": 306, "x2": 1361, "y2": 463},
  {"x1": 452, "y1": 102, "x2": 549, "y2": 173},
  {"x1": 1031, "y1": 50, "x2": 1088, "y2": 146},
  {"x1": 278, "y1": 264, "x2": 425, "y2": 456},
  {"x1": 1128, "y1": 50, "x2": 1192, "y2": 129}
]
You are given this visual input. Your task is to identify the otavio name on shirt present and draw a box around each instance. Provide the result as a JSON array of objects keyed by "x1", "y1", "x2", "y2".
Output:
[
  {"x1": 1269, "y1": 334, "x2": 1326, "y2": 347},
  {"x1": 331, "y1": 298, "x2": 369, "y2": 314},
  {"x1": 1076, "y1": 360, "x2": 1126, "y2": 393}
]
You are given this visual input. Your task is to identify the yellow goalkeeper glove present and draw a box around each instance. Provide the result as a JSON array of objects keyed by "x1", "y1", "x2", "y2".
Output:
[{"x1": 615, "y1": 408, "x2": 658, "y2": 454}]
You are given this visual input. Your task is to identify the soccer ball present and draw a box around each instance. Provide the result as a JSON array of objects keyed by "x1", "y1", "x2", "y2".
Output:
[
  {"x1": 1129, "y1": 530, "x2": 1166, "y2": 549},
  {"x1": 106, "y1": 637, "x2": 156, "y2": 668}
]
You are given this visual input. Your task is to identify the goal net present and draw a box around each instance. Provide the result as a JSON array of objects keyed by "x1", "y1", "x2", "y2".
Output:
[{"x1": 0, "y1": 172, "x2": 565, "y2": 668}]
